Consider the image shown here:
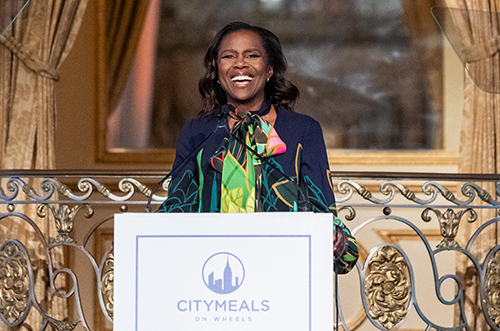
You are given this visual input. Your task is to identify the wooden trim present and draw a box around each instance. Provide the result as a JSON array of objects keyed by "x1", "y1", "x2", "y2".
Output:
[
  {"x1": 328, "y1": 151, "x2": 458, "y2": 167},
  {"x1": 95, "y1": 0, "x2": 108, "y2": 164},
  {"x1": 375, "y1": 228, "x2": 442, "y2": 246},
  {"x1": 96, "y1": 147, "x2": 459, "y2": 167},
  {"x1": 2, "y1": 170, "x2": 500, "y2": 181},
  {"x1": 98, "y1": 148, "x2": 176, "y2": 164}
]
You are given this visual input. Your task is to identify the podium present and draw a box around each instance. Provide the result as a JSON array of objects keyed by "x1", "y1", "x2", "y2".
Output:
[{"x1": 114, "y1": 212, "x2": 334, "y2": 330}]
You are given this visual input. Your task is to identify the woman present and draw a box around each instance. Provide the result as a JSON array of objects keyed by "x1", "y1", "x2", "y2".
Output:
[{"x1": 158, "y1": 22, "x2": 357, "y2": 274}]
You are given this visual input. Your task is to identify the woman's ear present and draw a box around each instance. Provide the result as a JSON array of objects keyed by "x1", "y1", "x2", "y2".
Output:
[{"x1": 267, "y1": 66, "x2": 274, "y2": 81}]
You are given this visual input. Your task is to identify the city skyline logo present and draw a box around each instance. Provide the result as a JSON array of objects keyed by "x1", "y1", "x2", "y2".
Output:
[{"x1": 202, "y1": 252, "x2": 245, "y2": 294}]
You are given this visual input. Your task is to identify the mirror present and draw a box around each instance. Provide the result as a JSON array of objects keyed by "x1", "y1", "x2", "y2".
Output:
[{"x1": 97, "y1": 0, "x2": 446, "y2": 165}]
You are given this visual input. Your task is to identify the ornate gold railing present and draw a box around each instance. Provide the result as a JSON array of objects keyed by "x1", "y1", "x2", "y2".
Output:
[{"x1": 1, "y1": 170, "x2": 499, "y2": 330}]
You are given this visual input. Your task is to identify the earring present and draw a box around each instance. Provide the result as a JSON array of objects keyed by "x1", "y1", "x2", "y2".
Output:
[
  {"x1": 267, "y1": 78, "x2": 269, "y2": 82},
  {"x1": 217, "y1": 79, "x2": 220, "y2": 84}
]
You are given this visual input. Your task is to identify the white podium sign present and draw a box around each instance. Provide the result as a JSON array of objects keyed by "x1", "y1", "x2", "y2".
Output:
[{"x1": 114, "y1": 212, "x2": 333, "y2": 331}]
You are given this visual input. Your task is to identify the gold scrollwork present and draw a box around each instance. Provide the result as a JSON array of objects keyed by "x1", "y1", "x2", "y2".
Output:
[
  {"x1": 477, "y1": 187, "x2": 492, "y2": 204},
  {"x1": 22, "y1": 184, "x2": 34, "y2": 196},
  {"x1": 338, "y1": 206, "x2": 356, "y2": 221},
  {"x1": 400, "y1": 187, "x2": 415, "y2": 201},
  {"x1": 140, "y1": 184, "x2": 151, "y2": 197},
  {"x1": 101, "y1": 250, "x2": 114, "y2": 319},
  {"x1": 98, "y1": 185, "x2": 111, "y2": 197},
  {"x1": 58, "y1": 184, "x2": 72, "y2": 197},
  {"x1": 365, "y1": 245, "x2": 411, "y2": 330},
  {"x1": 441, "y1": 187, "x2": 456, "y2": 202},
  {"x1": 485, "y1": 249, "x2": 500, "y2": 327},
  {"x1": 421, "y1": 208, "x2": 476, "y2": 249},
  {"x1": 37, "y1": 204, "x2": 94, "y2": 244},
  {"x1": 462, "y1": 182, "x2": 493, "y2": 204},
  {"x1": 0, "y1": 241, "x2": 31, "y2": 326},
  {"x1": 338, "y1": 181, "x2": 351, "y2": 195},
  {"x1": 358, "y1": 186, "x2": 373, "y2": 200}
]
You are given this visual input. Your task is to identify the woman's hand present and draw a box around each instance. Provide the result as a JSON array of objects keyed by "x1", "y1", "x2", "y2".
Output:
[{"x1": 333, "y1": 228, "x2": 348, "y2": 261}]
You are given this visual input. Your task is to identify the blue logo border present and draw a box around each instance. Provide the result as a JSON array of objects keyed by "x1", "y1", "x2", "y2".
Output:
[{"x1": 135, "y1": 235, "x2": 312, "y2": 331}]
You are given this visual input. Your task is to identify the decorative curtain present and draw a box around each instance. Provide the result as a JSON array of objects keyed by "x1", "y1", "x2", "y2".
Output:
[
  {"x1": 1, "y1": 0, "x2": 88, "y2": 170},
  {"x1": 0, "y1": 0, "x2": 88, "y2": 329},
  {"x1": 440, "y1": 0, "x2": 500, "y2": 329},
  {"x1": 106, "y1": 0, "x2": 151, "y2": 114}
]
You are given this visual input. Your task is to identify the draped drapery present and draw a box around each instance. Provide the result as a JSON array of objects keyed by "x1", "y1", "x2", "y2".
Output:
[
  {"x1": 0, "y1": 0, "x2": 88, "y2": 328},
  {"x1": 439, "y1": 0, "x2": 500, "y2": 329},
  {"x1": 106, "y1": 0, "x2": 151, "y2": 115},
  {"x1": 1, "y1": 0, "x2": 88, "y2": 170}
]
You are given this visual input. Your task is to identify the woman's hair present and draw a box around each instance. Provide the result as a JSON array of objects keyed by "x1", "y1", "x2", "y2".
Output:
[{"x1": 198, "y1": 21, "x2": 299, "y2": 116}]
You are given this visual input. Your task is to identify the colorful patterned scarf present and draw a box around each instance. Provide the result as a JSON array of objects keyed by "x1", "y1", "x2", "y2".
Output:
[{"x1": 211, "y1": 100, "x2": 286, "y2": 212}]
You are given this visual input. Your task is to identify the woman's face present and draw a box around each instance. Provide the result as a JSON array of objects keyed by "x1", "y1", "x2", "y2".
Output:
[{"x1": 217, "y1": 30, "x2": 274, "y2": 112}]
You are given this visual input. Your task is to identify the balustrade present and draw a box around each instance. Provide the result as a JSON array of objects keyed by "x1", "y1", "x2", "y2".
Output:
[{"x1": 0, "y1": 170, "x2": 499, "y2": 330}]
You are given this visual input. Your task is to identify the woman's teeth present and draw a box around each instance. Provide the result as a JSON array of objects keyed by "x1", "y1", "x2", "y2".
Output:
[{"x1": 232, "y1": 75, "x2": 253, "y2": 82}]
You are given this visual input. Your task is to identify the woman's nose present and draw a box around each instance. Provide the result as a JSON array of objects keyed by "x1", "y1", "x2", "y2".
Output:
[{"x1": 234, "y1": 55, "x2": 248, "y2": 68}]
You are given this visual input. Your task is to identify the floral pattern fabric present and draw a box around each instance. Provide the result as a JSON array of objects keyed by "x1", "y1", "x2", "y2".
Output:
[{"x1": 211, "y1": 104, "x2": 287, "y2": 213}]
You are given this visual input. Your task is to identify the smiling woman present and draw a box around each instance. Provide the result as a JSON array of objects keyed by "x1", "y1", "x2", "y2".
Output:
[
  {"x1": 157, "y1": 21, "x2": 358, "y2": 275},
  {"x1": 216, "y1": 30, "x2": 273, "y2": 113},
  {"x1": 197, "y1": 22, "x2": 298, "y2": 127}
]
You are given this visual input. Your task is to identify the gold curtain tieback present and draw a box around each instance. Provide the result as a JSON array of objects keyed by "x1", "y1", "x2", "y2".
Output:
[
  {"x1": 0, "y1": 34, "x2": 60, "y2": 81},
  {"x1": 463, "y1": 35, "x2": 500, "y2": 63}
]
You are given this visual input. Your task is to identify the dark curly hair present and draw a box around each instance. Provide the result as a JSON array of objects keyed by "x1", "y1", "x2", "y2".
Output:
[{"x1": 198, "y1": 22, "x2": 299, "y2": 116}]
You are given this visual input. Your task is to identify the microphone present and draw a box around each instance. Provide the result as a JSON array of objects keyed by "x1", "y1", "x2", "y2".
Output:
[{"x1": 145, "y1": 107, "x2": 229, "y2": 212}]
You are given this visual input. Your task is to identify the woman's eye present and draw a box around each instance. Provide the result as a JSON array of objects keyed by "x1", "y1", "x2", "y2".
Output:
[
  {"x1": 221, "y1": 54, "x2": 234, "y2": 59},
  {"x1": 248, "y1": 54, "x2": 260, "y2": 58}
]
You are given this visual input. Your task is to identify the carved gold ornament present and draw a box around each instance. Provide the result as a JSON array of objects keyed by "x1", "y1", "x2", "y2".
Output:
[
  {"x1": 422, "y1": 208, "x2": 477, "y2": 249},
  {"x1": 485, "y1": 249, "x2": 500, "y2": 328},
  {"x1": 50, "y1": 320, "x2": 79, "y2": 331},
  {"x1": 365, "y1": 245, "x2": 411, "y2": 329},
  {"x1": 37, "y1": 204, "x2": 94, "y2": 244},
  {"x1": 0, "y1": 241, "x2": 31, "y2": 326},
  {"x1": 100, "y1": 250, "x2": 114, "y2": 319}
]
